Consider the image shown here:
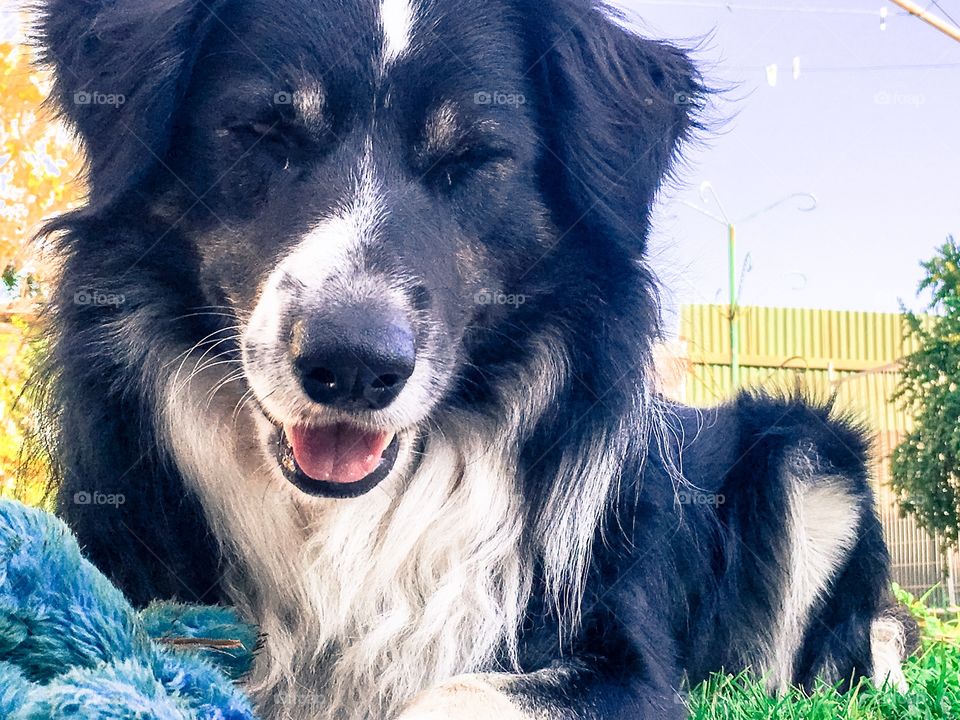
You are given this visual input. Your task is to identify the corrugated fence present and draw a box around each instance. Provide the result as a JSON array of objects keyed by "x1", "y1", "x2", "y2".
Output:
[{"x1": 669, "y1": 304, "x2": 956, "y2": 605}]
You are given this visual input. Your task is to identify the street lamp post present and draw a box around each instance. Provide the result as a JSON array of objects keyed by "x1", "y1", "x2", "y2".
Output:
[
  {"x1": 727, "y1": 222, "x2": 739, "y2": 386},
  {"x1": 682, "y1": 183, "x2": 818, "y2": 389}
]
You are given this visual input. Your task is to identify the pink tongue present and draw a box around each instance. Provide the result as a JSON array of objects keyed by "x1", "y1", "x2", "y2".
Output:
[{"x1": 287, "y1": 424, "x2": 391, "y2": 484}]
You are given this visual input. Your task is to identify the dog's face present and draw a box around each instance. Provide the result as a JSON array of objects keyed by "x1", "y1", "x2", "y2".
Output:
[
  {"x1": 42, "y1": 0, "x2": 701, "y2": 498},
  {"x1": 173, "y1": 0, "x2": 545, "y2": 497}
]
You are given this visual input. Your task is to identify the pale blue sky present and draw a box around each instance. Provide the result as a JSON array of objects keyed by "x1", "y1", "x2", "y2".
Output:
[{"x1": 611, "y1": 0, "x2": 960, "y2": 333}]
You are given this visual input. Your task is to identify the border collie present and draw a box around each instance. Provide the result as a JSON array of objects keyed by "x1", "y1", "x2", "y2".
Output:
[{"x1": 37, "y1": 1, "x2": 909, "y2": 718}]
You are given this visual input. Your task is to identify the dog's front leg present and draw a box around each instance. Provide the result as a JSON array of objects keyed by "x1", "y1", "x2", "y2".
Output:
[
  {"x1": 396, "y1": 674, "x2": 532, "y2": 720},
  {"x1": 396, "y1": 662, "x2": 687, "y2": 720}
]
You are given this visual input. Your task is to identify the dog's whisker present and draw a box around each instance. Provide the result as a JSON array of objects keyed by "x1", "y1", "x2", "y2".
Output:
[
  {"x1": 232, "y1": 388, "x2": 259, "y2": 423},
  {"x1": 166, "y1": 327, "x2": 242, "y2": 384},
  {"x1": 175, "y1": 354, "x2": 242, "y2": 398},
  {"x1": 180, "y1": 354, "x2": 242, "y2": 390},
  {"x1": 172, "y1": 335, "x2": 242, "y2": 383},
  {"x1": 204, "y1": 370, "x2": 248, "y2": 407}
]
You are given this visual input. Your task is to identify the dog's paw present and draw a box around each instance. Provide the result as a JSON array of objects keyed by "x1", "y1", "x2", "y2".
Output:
[{"x1": 397, "y1": 674, "x2": 530, "y2": 720}]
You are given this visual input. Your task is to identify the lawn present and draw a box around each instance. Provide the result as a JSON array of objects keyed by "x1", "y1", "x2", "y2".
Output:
[{"x1": 689, "y1": 588, "x2": 960, "y2": 719}]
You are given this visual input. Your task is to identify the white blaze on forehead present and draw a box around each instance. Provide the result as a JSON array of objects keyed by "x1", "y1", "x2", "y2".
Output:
[
  {"x1": 287, "y1": 156, "x2": 383, "y2": 288},
  {"x1": 380, "y1": 0, "x2": 417, "y2": 67}
]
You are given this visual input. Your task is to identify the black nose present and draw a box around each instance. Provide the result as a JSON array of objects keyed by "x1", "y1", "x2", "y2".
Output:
[{"x1": 291, "y1": 304, "x2": 415, "y2": 411}]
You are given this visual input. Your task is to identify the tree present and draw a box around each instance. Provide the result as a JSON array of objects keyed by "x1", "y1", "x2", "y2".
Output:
[
  {"x1": 892, "y1": 237, "x2": 960, "y2": 546},
  {"x1": 0, "y1": 39, "x2": 85, "y2": 502}
]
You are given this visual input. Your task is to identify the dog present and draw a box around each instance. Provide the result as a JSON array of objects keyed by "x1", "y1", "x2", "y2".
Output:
[{"x1": 36, "y1": 1, "x2": 909, "y2": 718}]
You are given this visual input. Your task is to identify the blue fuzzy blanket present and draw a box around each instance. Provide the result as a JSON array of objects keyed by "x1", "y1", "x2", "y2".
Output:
[{"x1": 0, "y1": 500, "x2": 261, "y2": 719}]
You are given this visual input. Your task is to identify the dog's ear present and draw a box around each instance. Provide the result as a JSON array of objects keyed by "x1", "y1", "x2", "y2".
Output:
[
  {"x1": 36, "y1": 0, "x2": 224, "y2": 208},
  {"x1": 525, "y1": 1, "x2": 704, "y2": 252}
]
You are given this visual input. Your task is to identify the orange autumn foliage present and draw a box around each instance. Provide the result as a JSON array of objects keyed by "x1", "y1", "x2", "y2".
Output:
[{"x1": 0, "y1": 39, "x2": 85, "y2": 503}]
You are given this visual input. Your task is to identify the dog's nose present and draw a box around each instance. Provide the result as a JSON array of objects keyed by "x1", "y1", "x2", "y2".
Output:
[{"x1": 292, "y1": 305, "x2": 415, "y2": 411}]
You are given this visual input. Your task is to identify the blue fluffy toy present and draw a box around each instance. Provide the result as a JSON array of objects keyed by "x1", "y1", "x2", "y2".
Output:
[{"x1": 0, "y1": 500, "x2": 261, "y2": 719}]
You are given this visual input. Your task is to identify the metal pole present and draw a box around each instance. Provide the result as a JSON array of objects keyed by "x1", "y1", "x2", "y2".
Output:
[
  {"x1": 681, "y1": 187, "x2": 816, "y2": 392},
  {"x1": 729, "y1": 223, "x2": 741, "y2": 388}
]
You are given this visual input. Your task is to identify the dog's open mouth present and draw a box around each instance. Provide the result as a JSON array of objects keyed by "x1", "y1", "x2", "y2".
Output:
[{"x1": 274, "y1": 422, "x2": 400, "y2": 498}]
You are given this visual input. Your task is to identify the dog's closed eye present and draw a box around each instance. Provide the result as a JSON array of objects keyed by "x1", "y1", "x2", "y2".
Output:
[
  {"x1": 426, "y1": 144, "x2": 515, "y2": 188},
  {"x1": 221, "y1": 117, "x2": 334, "y2": 174},
  {"x1": 225, "y1": 121, "x2": 297, "y2": 151},
  {"x1": 412, "y1": 103, "x2": 514, "y2": 188}
]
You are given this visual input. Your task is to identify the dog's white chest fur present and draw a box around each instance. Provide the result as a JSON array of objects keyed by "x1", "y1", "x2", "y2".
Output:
[{"x1": 161, "y1": 376, "x2": 530, "y2": 720}]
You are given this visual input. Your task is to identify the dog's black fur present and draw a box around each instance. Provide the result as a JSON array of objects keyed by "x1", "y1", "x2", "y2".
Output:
[{"x1": 36, "y1": 1, "x2": 898, "y2": 718}]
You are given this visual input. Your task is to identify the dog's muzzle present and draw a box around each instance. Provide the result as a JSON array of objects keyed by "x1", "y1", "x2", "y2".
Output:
[
  {"x1": 291, "y1": 301, "x2": 416, "y2": 412},
  {"x1": 264, "y1": 299, "x2": 414, "y2": 497}
]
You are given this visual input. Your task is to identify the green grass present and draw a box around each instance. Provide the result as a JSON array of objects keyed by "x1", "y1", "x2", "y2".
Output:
[
  {"x1": 689, "y1": 646, "x2": 960, "y2": 719},
  {"x1": 689, "y1": 588, "x2": 960, "y2": 719}
]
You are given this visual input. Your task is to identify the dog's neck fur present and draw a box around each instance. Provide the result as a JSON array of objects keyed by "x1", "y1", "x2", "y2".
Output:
[{"x1": 161, "y1": 367, "x2": 532, "y2": 720}]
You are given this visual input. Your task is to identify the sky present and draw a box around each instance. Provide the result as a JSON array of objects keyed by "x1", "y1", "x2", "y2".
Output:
[
  {"x1": 3, "y1": 1, "x2": 959, "y2": 328},
  {"x1": 611, "y1": 0, "x2": 960, "y2": 334}
]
